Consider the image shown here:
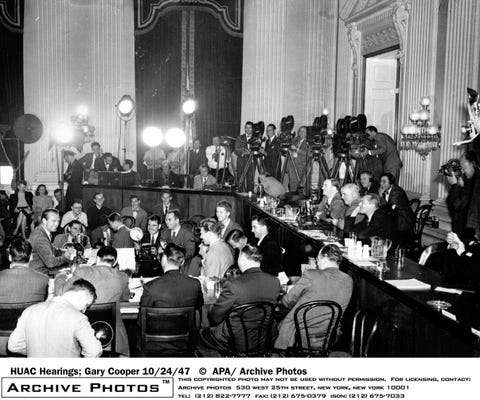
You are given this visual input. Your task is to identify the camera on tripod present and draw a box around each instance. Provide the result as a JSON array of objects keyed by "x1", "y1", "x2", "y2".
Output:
[
  {"x1": 438, "y1": 158, "x2": 462, "y2": 178},
  {"x1": 306, "y1": 115, "x2": 332, "y2": 155},
  {"x1": 247, "y1": 121, "x2": 265, "y2": 154},
  {"x1": 278, "y1": 115, "x2": 295, "y2": 156},
  {"x1": 333, "y1": 114, "x2": 371, "y2": 157}
]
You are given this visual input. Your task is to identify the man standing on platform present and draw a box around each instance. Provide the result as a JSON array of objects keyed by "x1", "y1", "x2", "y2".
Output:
[
  {"x1": 363, "y1": 126, "x2": 403, "y2": 180},
  {"x1": 264, "y1": 123, "x2": 281, "y2": 180},
  {"x1": 87, "y1": 193, "x2": 111, "y2": 231},
  {"x1": 288, "y1": 126, "x2": 308, "y2": 192},
  {"x1": 206, "y1": 136, "x2": 229, "y2": 182},
  {"x1": 64, "y1": 150, "x2": 83, "y2": 209},
  {"x1": 78, "y1": 141, "x2": 102, "y2": 180},
  {"x1": 94, "y1": 152, "x2": 122, "y2": 172},
  {"x1": 234, "y1": 122, "x2": 255, "y2": 192},
  {"x1": 188, "y1": 139, "x2": 207, "y2": 187}
]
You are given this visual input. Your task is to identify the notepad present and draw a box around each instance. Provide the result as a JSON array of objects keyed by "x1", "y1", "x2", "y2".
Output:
[{"x1": 385, "y1": 279, "x2": 431, "y2": 291}]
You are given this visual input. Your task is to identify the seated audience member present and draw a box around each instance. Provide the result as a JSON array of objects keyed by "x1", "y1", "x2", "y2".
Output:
[
  {"x1": 251, "y1": 214, "x2": 283, "y2": 276},
  {"x1": 258, "y1": 174, "x2": 286, "y2": 198},
  {"x1": 121, "y1": 159, "x2": 142, "y2": 186},
  {"x1": 224, "y1": 229, "x2": 248, "y2": 279},
  {"x1": 359, "y1": 171, "x2": 380, "y2": 197},
  {"x1": 8, "y1": 279, "x2": 102, "y2": 358},
  {"x1": 53, "y1": 220, "x2": 91, "y2": 249},
  {"x1": 216, "y1": 200, "x2": 242, "y2": 240},
  {"x1": 352, "y1": 194, "x2": 395, "y2": 243},
  {"x1": 198, "y1": 244, "x2": 281, "y2": 356},
  {"x1": 185, "y1": 242, "x2": 208, "y2": 277},
  {"x1": 275, "y1": 244, "x2": 353, "y2": 351},
  {"x1": 55, "y1": 246, "x2": 130, "y2": 356},
  {"x1": 379, "y1": 173, "x2": 415, "y2": 244},
  {"x1": 340, "y1": 183, "x2": 364, "y2": 234},
  {"x1": 121, "y1": 194, "x2": 148, "y2": 232},
  {"x1": 142, "y1": 214, "x2": 163, "y2": 246},
  {"x1": 193, "y1": 164, "x2": 217, "y2": 189},
  {"x1": 139, "y1": 243, "x2": 204, "y2": 355},
  {"x1": 32, "y1": 184, "x2": 53, "y2": 225},
  {"x1": 160, "y1": 210, "x2": 195, "y2": 261},
  {"x1": 61, "y1": 199, "x2": 88, "y2": 228},
  {"x1": 86, "y1": 193, "x2": 112, "y2": 231},
  {"x1": 199, "y1": 218, "x2": 234, "y2": 279},
  {"x1": 53, "y1": 188, "x2": 65, "y2": 215},
  {"x1": 29, "y1": 208, "x2": 75, "y2": 275},
  {"x1": 138, "y1": 214, "x2": 163, "y2": 277},
  {"x1": 107, "y1": 212, "x2": 134, "y2": 248},
  {"x1": 0, "y1": 238, "x2": 49, "y2": 303},
  {"x1": 153, "y1": 190, "x2": 179, "y2": 225},
  {"x1": 90, "y1": 215, "x2": 113, "y2": 248},
  {"x1": 158, "y1": 159, "x2": 183, "y2": 188},
  {"x1": 316, "y1": 179, "x2": 347, "y2": 226},
  {"x1": 446, "y1": 151, "x2": 480, "y2": 242},
  {"x1": 10, "y1": 179, "x2": 33, "y2": 239},
  {"x1": 94, "y1": 152, "x2": 122, "y2": 172}
]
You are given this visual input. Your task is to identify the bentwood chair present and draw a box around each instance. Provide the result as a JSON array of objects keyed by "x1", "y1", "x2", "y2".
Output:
[
  {"x1": 223, "y1": 302, "x2": 276, "y2": 357},
  {"x1": 292, "y1": 300, "x2": 342, "y2": 357},
  {"x1": 85, "y1": 302, "x2": 117, "y2": 357}
]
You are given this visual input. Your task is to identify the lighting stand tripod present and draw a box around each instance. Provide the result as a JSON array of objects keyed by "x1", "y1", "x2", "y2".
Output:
[
  {"x1": 298, "y1": 145, "x2": 331, "y2": 197},
  {"x1": 237, "y1": 151, "x2": 266, "y2": 192},
  {"x1": 331, "y1": 152, "x2": 355, "y2": 186}
]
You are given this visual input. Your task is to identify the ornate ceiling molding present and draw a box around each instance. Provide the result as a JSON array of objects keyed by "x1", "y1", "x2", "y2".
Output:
[
  {"x1": 135, "y1": 0, "x2": 243, "y2": 37},
  {"x1": 0, "y1": 0, "x2": 22, "y2": 33}
]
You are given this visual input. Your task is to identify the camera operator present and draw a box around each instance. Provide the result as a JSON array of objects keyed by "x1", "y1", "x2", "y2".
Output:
[
  {"x1": 206, "y1": 136, "x2": 230, "y2": 181},
  {"x1": 288, "y1": 126, "x2": 308, "y2": 192},
  {"x1": 264, "y1": 124, "x2": 281, "y2": 180},
  {"x1": 363, "y1": 126, "x2": 402, "y2": 180},
  {"x1": 446, "y1": 151, "x2": 480, "y2": 242},
  {"x1": 234, "y1": 122, "x2": 256, "y2": 191}
]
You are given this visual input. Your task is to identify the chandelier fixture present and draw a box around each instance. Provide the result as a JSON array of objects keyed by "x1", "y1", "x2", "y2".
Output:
[{"x1": 400, "y1": 96, "x2": 441, "y2": 160}]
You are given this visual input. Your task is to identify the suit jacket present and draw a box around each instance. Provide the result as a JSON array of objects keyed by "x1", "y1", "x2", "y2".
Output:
[
  {"x1": 54, "y1": 264, "x2": 130, "y2": 356},
  {"x1": 360, "y1": 180, "x2": 380, "y2": 197},
  {"x1": 370, "y1": 132, "x2": 402, "y2": 176},
  {"x1": 352, "y1": 208, "x2": 396, "y2": 243},
  {"x1": 275, "y1": 268, "x2": 353, "y2": 350},
  {"x1": 141, "y1": 232, "x2": 162, "y2": 247},
  {"x1": 78, "y1": 153, "x2": 101, "y2": 171},
  {"x1": 202, "y1": 239, "x2": 235, "y2": 278},
  {"x1": 157, "y1": 170, "x2": 183, "y2": 188},
  {"x1": 220, "y1": 220, "x2": 243, "y2": 240},
  {"x1": 193, "y1": 174, "x2": 217, "y2": 189},
  {"x1": 112, "y1": 225, "x2": 134, "y2": 248},
  {"x1": 0, "y1": 267, "x2": 49, "y2": 303},
  {"x1": 86, "y1": 205, "x2": 112, "y2": 231},
  {"x1": 28, "y1": 226, "x2": 69, "y2": 275},
  {"x1": 9, "y1": 191, "x2": 33, "y2": 216},
  {"x1": 264, "y1": 136, "x2": 281, "y2": 179},
  {"x1": 342, "y1": 198, "x2": 364, "y2": 235},
  {"x1": 160, "y1": 226, "x2": 195, "y2": 260},
  {"x1": 121, "y1": 170, "x2": 141, "y2": 186},
  {"x1": 382, "y1": 185, "x2": 415, "y2": 233},
  {"x1": 94, "y1": 156, "x2": 122, "y2": 172},
  {"x1": 317, "y1": 192, "x2": 347, "y2": 221},
  {"x1": 120, "y1": 206, "x2": 148, "y2": 231},
  {"x1": 258, "y1": 234, "x2": 283, "y2": 276},
  {"x1": 64, "y1": 159, "x2": 84, "y2": 185},
  {"x1": 291, "y1": 137, "x2": 308, "y2": 171},
  {"x1": 153, "y1": 202, "x2": 180, "y2": 225},
  {"x1": 207, "y1": 267, "x2": 281, "y2": 350},
  {"x1": 188, "y1": 148, "x2": 207, "y2": 175}
]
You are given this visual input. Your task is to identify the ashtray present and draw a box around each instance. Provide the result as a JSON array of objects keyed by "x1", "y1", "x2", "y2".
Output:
[{"x1": 427, "y1": 300, "x2": 452, "y2": 310}]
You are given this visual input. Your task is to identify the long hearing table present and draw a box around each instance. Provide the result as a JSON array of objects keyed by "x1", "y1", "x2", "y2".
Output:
[{"x1": 83, "y1": 184, "x2": 480, "y2": 356}]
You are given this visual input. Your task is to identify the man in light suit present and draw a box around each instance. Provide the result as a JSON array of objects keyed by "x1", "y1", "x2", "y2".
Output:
[
  {"x1": 288, "y1": 126, "x2": 308, "y2": 192},
  {"x1": 107, "y1": 212, "x2": 134, "y2": 248},
  {"x1": 160, "y1": 210, "x2": 195, "y2": 262},
  {"x1": 274, "y1": 244, "x2": 353, "y2": 351},
  {"x1": 198, "y1": 245, "x2": 281, "y2": 356},
  {"x1": 193, "y1": 164, "x2": 217, "y2": 189},
  {"x1": 120, "y1": 194, "x2": 148, "y2": 232},
  {"x1": 216, "y1": 200, "x2": 242, "y2": 240},
  {"x1": 153, "y1": 190, "x2": 180, "y2": 225},
  {"x1": 28, "y1": 209, "x2": 75, "y2": 276},
  {"x1": 0, "y1": 238, "x2": 49, "y2": 303},
  {"x1": 199, "y1": 218, "x2": 234, "y2": 278},
  {"x1": 54, "y1": 246, "x2": 131, "y2": 356}
]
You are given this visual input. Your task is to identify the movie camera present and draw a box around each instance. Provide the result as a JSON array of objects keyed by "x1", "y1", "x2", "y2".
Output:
[
  {"x1": 438, "y1": 158, "x2": 462, "y2": 178},
  {"x1": 333, "y1": 114, "x2": 372, "y2": 157},
  {"x1": 247, "y1": 121, "x2": 265, "y2": 153},
  {"x1": 278, "y1": 115, "x2": 295, "y2": 155},
  {"x1": 306, "y1": 115, "x2": 333, "y2": 155}
]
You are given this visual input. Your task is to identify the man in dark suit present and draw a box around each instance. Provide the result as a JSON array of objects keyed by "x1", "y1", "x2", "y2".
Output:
[
  {"x1": 121, "y1": 159, "x2": 141, "y2": 186},
  {"x1": 234, "y1": 121, "x2": 255, "y2": 192},
  {"x1": 54, "y1": 246, "x2": 130, "y2": 356},
  {"x1": 198, "y1": 244, "x2": 281, "y2": 356},
  {"x1": 107, "y1": 212, "x2": 134, "y2": 248},
  {"x1": 193, "y1": 164, "x2": 217, "y2": 189},
  {"x1": 364, "y1": 126, "x2": 403, "y2": 180},
  {"x1": 157, "y1": 160, "x2": 183, "y2": 188},
  {"x1": 289, "y1": 126, "x2": 308, "y2": 192},
  {"x1": 264, "y1": 123, "x2": 281, "y2": 180},
  {"x1": 352, "y1": 194, "x2": 396, "y2": 243},
  {"x1": 359, "y1": 171, "x2": 380, "y2": 196},
  {"x1": 251, "y1": 214, "x2": 282, "y2": 276},
  {"x1": 28, "y1": 209, "x2": 75, "y2": 276},
  {"x1": 78, "y1": 141, "x2": 102, "y2": 179},
  {"x1": 379, "y1": 173, "x2": 415, "y2": 244},
  {"x1": 0, "y1": 238, "x2": 49, "y2": 303},
  {"x1": 120, "y1": 194, "x2": 148, "y2": 232},
  {"x1": 64, "y1": 150, "x2": 84, "y2": 209},
  {"x1": 153, "y1": 190, "x2": 180, "y2": 225},
  {"x1": 138, "y1": 214, "x2": 163, "y2": 277},
  {"x1": 188, "y1": 139, "x2": 207, "y2": 187},
  {"x1": 86, "y1": 192, "x2": 112, "y2": 231},
  {"x1": 94, "y1": 152, "x2": 122, "y2": 172},
  {"x1": 216, "y1": 200, "x2": 242, "y2": 240},
  {"x1": 160, "y1": 210, "x2": 195, "y2": 262}
]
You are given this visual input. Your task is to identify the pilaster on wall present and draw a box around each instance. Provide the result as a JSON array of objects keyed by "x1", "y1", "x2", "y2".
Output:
[{"x1": 23, "y1": 0, "x2": 135, "y2": 190}]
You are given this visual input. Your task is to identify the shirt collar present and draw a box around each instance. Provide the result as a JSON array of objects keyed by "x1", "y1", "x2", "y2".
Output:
[{"x1": 257, "y1": 233, "x2": 268, "y2": 245}]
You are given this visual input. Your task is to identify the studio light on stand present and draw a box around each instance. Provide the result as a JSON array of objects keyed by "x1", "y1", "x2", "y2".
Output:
[
  {"x1": 116, "y1": 95, "x2": 136, "y2": 162},
  {"x1": 166, "y1": 128, "x2": 186, "y2": 182},
  {"x1": 182, "y1": 97, "x2": 197, "y2": 187},
  {"x1": 142, "y1": 126, "x2": 163, "y2": 183}
]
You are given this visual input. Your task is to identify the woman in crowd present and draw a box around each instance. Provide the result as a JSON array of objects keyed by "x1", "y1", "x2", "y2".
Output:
[
  {"x1": 9, "y1": 180, "x2": 33, "y2": 239},
  {"x1": 32, "y1": 184, "x2": 53, "y2": 226}
]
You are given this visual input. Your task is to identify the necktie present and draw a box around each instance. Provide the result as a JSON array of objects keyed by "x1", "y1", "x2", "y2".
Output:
[
  {"x1": 382, "y1": 191, "x2": 387, "y2": 202},
  {"x1": 171, "y1": 231, "x2": 176, "y2": 240},
  {"x1": 164, "y1": 206, "x2": 168, "y2": 215},
  {"x1": 203, "y1": 177, "x2": 207, "y2": 186},
  {"x1": 151, "y1": 235, "x2": 155, "y2": 245}
]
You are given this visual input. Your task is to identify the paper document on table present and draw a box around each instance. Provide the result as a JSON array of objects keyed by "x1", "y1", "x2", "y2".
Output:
[
  {"x1": 385, "y1": 279, "x2": 431, "y2": 291},
  {"x1": 277, "y1": 272, "x2": 289, "y2": 285},
  {"x1": 116, "y1": 248, "x2": 136, "y2": 272}
]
